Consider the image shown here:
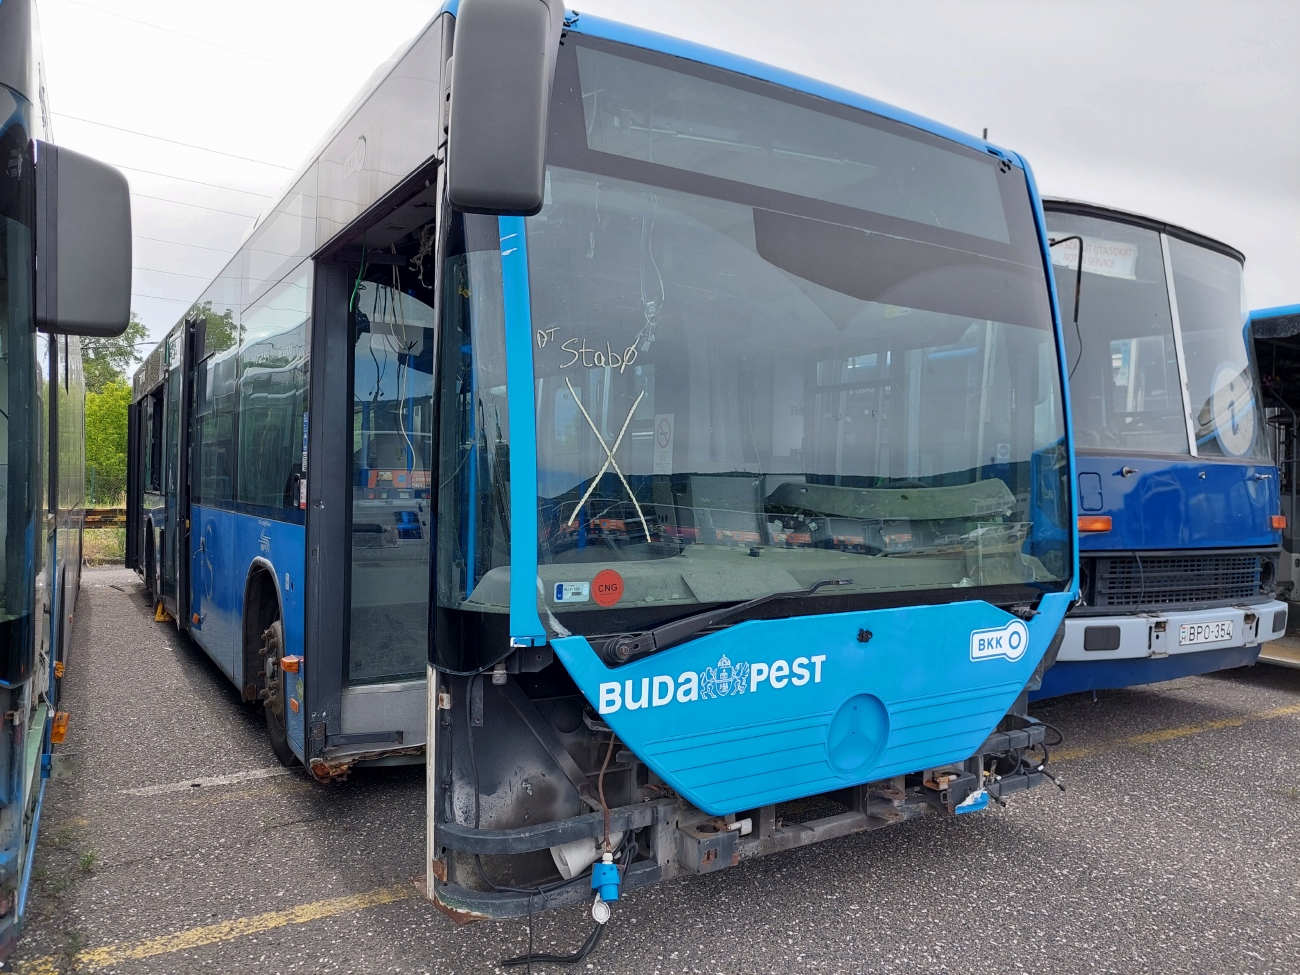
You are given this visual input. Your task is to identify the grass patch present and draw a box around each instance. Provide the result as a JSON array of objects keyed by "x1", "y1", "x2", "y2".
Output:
[
  {"x1": 43, "y1": 825, "x2": 76, "y2": 850},
  {"x1": 83, "y1": 527, "x2": 125, "y2": 566},
  {"x1": 78, "y1": 848, "x2": 99, "y2": 874},
  {"x1": 64, "y1": 929, "x2": 87, "y2": 958}
]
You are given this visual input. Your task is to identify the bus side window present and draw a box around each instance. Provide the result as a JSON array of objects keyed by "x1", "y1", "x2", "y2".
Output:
[
  {"x1": 148, "y1": 391, "x2": 164, "y2": 491},
  {"x1": 235, "y1": 265, "x2": 311, "y2": 513}
]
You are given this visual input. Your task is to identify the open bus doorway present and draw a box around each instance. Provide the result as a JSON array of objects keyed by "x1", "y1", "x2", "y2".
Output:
[{"x1": 1253, "y1": 304, "x2": 1300, "y2": 667}]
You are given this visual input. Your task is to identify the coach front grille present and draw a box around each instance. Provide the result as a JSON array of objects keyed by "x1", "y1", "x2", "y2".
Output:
[{"x1": 1092, "y1": 553, "x2": 1263, "y2": 609}]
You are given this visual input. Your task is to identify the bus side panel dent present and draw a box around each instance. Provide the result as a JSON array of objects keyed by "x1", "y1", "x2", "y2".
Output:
[{"x1": 553, "y1": 592, "x2": 1071, "y2": 816}]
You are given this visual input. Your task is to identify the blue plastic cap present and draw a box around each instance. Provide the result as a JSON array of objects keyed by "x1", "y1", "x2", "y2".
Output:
[
  {"x1": 591, "y1": 860, "x2": 620, "y2": 902},
  {"x1": 955, "y1": 788, "x2": 990, "y2": 814}
]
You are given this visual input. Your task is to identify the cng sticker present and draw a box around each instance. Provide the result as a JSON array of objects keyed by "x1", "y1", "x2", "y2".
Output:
[
  {"x1": 969, "y1": 619, "x2": 1028, "y2": 662},
  {"x1": 592, "y1": 569, "x2": 624, "y2": 607}
]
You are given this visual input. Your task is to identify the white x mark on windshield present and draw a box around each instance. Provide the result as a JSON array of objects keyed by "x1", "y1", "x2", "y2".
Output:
[{"x1": 564, "y1": 376, "x2": 651, "y2": 541}]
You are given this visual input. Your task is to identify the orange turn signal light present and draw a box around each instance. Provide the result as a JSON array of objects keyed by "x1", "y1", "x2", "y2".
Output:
[
  {"x1": 279, "y1": 655, "x2": 302, "y2": 673},
  {"x1": 1271, "y1": 514, "x2": 1287, "y2": 530},
  {"x1": 1077, "y1": 515, "x2": 1112, "y2": 533}
]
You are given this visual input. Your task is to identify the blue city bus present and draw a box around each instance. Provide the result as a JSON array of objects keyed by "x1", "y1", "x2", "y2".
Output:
[
  {"x1": 1035, "y1": 201, "x2": 1285, "y2": 699},
  {"x1": 129, "y1": 0, "x2": 1077, "y2": 940},
  {"x1": 1251, "y1": 304, "x2": 1300, "y2": 668},
  {"x1": 0, "y1": 0, "x2": 131, "y2": 956}
]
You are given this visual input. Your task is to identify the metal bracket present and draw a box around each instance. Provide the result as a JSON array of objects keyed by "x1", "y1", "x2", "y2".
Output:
[{"x1": 499, "y1": 680, "x2": 601, "y2": 811}]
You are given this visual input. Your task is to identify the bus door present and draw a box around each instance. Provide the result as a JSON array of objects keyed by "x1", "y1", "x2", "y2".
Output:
[
  {"x1": 304, "y1": 196, "x2": 439, "y2": 766},
  {"x1": 161, "y1": 362, "x2": 182, "y2": 616},
  {"x1": 345, "y1": 257, "x2": 435, "y2": 687},
  {"x1": 125, "y1": 398, "x2": 141, "y2": 570}
]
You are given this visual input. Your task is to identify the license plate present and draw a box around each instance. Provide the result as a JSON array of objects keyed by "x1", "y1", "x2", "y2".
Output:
[{"x1": 1179, "y1": 620, "x2": 1233, "y2": 645}]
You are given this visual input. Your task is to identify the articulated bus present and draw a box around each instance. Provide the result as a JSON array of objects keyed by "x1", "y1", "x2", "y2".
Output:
[
  {"x1": 128, "y1": 0, "x2": 1077, "y2": 933},
  {"x1": 1036, "y1": 201, "x2": 1285, "y2": 699},
  {"x1": 1252, "y1": 304, "x2": 1300, "y2": 668},
  {"x1": 0, "y1": 0, "x2": 131, "y2": 956}
]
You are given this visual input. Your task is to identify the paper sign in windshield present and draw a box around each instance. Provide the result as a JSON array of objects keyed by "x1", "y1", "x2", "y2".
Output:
[{"x1": 1049, "y1": 234, "x2": 1138, "y2": 280}]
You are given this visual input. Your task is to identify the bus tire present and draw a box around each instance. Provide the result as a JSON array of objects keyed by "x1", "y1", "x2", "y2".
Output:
[{"x1": 258, "y1": 618, "x2": 295, "y2": 767}]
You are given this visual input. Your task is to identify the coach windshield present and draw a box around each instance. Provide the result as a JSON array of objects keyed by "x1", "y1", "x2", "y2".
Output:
[{"x1": 435, "y1": 37, "x2": 1069, "y2": 663}]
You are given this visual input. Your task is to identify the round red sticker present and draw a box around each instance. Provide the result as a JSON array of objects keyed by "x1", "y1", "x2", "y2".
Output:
[{"x1": 591, "y1": 569, "x2": 625, "y2": 607}]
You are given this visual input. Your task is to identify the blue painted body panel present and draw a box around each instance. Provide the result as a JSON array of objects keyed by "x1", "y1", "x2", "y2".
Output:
[
  {"x1": 498, "y1": 216, "x2": 547, "y2": 647},
  {"x1": 1251, "y1": 304, "x2": 1300, "y2": 322},
  {"x1": 1035, "y1": 645, "x2": 1259, "y2": 699},
  {"x1": 1074, "y1": 453, "x2": 1279, "y2": 551},
  {"x1": 1019, "y1": 152, "x2": 1081, "y2": 588},
  {"x1": 189, "y1": 505, "x2": 307, "y2": 757},
  {"x1": 555, "y1": 593, "x2": 1071, "y2": 816}
]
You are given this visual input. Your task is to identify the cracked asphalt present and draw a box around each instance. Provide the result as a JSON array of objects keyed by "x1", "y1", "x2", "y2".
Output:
[{"x1": 12, "y1": 565, "x2": 1300, "y2": 974}]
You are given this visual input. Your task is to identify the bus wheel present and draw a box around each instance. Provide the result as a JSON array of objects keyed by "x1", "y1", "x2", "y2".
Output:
[{"x1": 258, "y1": 619, "x2": 295, "y2": 766}]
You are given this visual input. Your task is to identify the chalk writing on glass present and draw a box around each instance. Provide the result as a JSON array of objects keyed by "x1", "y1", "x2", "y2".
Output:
[
  {"x1": 536, "y1": 328, "x2": 638, "y2": 374},
  {"x1": 564, "y1": 376, "x2": 650, "y2": 541}
]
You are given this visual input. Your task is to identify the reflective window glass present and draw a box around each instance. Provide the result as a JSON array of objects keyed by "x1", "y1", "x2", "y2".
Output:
[
  {"x1": 236, "y1": 265, "x2": 311, "y2": 511},
  {"x1": 1048, "y1": 215, "x2": 1188, "y2": 455},
  {"x1": 1168, "y1": 236, "x2": 1266, "y2": 460},
  {"x1": 347, "y1": 267, "x2": 436, "y2": 684}
]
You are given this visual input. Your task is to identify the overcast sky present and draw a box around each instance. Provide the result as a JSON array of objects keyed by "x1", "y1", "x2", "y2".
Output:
[{"x1": 35, "y1": 0, "x2": 1298, "y2": 354}]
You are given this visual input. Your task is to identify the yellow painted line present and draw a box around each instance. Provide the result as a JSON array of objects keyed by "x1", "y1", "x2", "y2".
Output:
[
  {"x1": 17, "y1": 958, "x2": 59, "y2": 975},
  {"x1": 17, "y1": 884, "x2": 418, "y2": 973},
  {"x1": 1054, "y1": 701, "x2": 1300, "y2": 762}
]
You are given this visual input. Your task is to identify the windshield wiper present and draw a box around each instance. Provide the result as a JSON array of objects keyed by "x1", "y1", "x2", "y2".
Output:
[
  {"x1": 1047, "y1": 234, "x2": 1085, "y2": 378},
  {"x1": 597, "y1": 578, "x2": 853, "y2": 667}
]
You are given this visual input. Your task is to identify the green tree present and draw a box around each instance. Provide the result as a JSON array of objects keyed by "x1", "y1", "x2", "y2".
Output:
[
  {"x1": 85, "y1": 379, "x2": 132, "y2": 504},
  {"x1": 82, "y1": 312, "x2": 148, "y2": 394}
]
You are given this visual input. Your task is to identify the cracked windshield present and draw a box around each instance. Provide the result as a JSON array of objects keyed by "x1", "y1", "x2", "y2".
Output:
[{"x1": 440, "y1": 40, "x2": 1071, "y2": 629}]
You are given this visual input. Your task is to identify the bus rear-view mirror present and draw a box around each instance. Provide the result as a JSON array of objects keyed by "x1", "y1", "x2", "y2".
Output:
[
  {"x1": 34, "y1": 141, "x2": 132, "y2": 337},
  {"x1": 445, "y1": 0, "x2": 565, "y2": 216}
]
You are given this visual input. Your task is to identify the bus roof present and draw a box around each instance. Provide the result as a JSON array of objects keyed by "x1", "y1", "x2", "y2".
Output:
[
  {"x1": 241, "y1": 1, "x2": 1023, "y2": 244},
  {"x1": 1042, "y1": 198, "x2": 1244, "y2": 265},
  {"x1": 141, "y1": 1, "x2": 1033, "y2": 375}
]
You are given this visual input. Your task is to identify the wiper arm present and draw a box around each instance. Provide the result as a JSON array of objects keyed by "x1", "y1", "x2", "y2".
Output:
[
  {"x1": 1048, "y1": 234, "x2": 1085, "y2": 379},
  {"x1": 597, "y1": 578, "x2": 853, "y2": 667}
]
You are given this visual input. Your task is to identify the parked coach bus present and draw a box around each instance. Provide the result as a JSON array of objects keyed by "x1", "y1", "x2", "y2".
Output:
[
  {"x1": 1035, "y1": 201, "x2": 1285, "y2": 699},
  {"x1": 0, "y1": 0, "x2": 132, "y2": 957},
  {"x1": 129, "y1": 0, "x2": 1076, "y2": 941},
  {"x1": 1252, "y1": 303, "x2": 1300, "y2": 668}
]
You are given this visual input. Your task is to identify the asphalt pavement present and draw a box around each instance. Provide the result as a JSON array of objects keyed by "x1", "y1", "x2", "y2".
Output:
[{"x1": 12, "y1": 566, "x2": 1300, "y2": 975}]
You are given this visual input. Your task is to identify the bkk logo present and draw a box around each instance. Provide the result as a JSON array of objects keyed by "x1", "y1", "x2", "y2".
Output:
[
  {"x1": 599, "y1": 653, "x2": 826, "y2": 715},
  {"x1": 969, "y1": 619, "x2": 1029, "y2": 663}
]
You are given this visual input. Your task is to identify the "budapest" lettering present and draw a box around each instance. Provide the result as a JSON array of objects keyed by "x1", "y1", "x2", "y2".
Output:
[{"x1": 598, "y1": 654, "x2": 826, "y2": 715}]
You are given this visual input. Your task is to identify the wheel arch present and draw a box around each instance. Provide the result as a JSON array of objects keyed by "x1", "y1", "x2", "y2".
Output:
[{"x1": 241, "y1": 557, "x2": 285, "y2": 701}]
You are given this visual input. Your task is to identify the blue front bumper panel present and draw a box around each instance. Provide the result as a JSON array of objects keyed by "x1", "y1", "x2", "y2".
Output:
[{"x1": 554, "y1": 592, "x2": 1071, "y2": 816}]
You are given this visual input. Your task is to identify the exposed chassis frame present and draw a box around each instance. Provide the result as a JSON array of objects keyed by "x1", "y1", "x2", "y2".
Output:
[{"x1": 430, "y1": 724, "x2": 1047, "y2": 922}]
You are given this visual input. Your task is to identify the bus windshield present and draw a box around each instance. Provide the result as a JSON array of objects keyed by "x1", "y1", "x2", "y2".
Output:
[
  {"x1": 1049, "y1": 210, "x2": 1266, "y2": 460},
  {"x1": 437, "y1": 38, "x2": 1070, "y2": 639}
]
